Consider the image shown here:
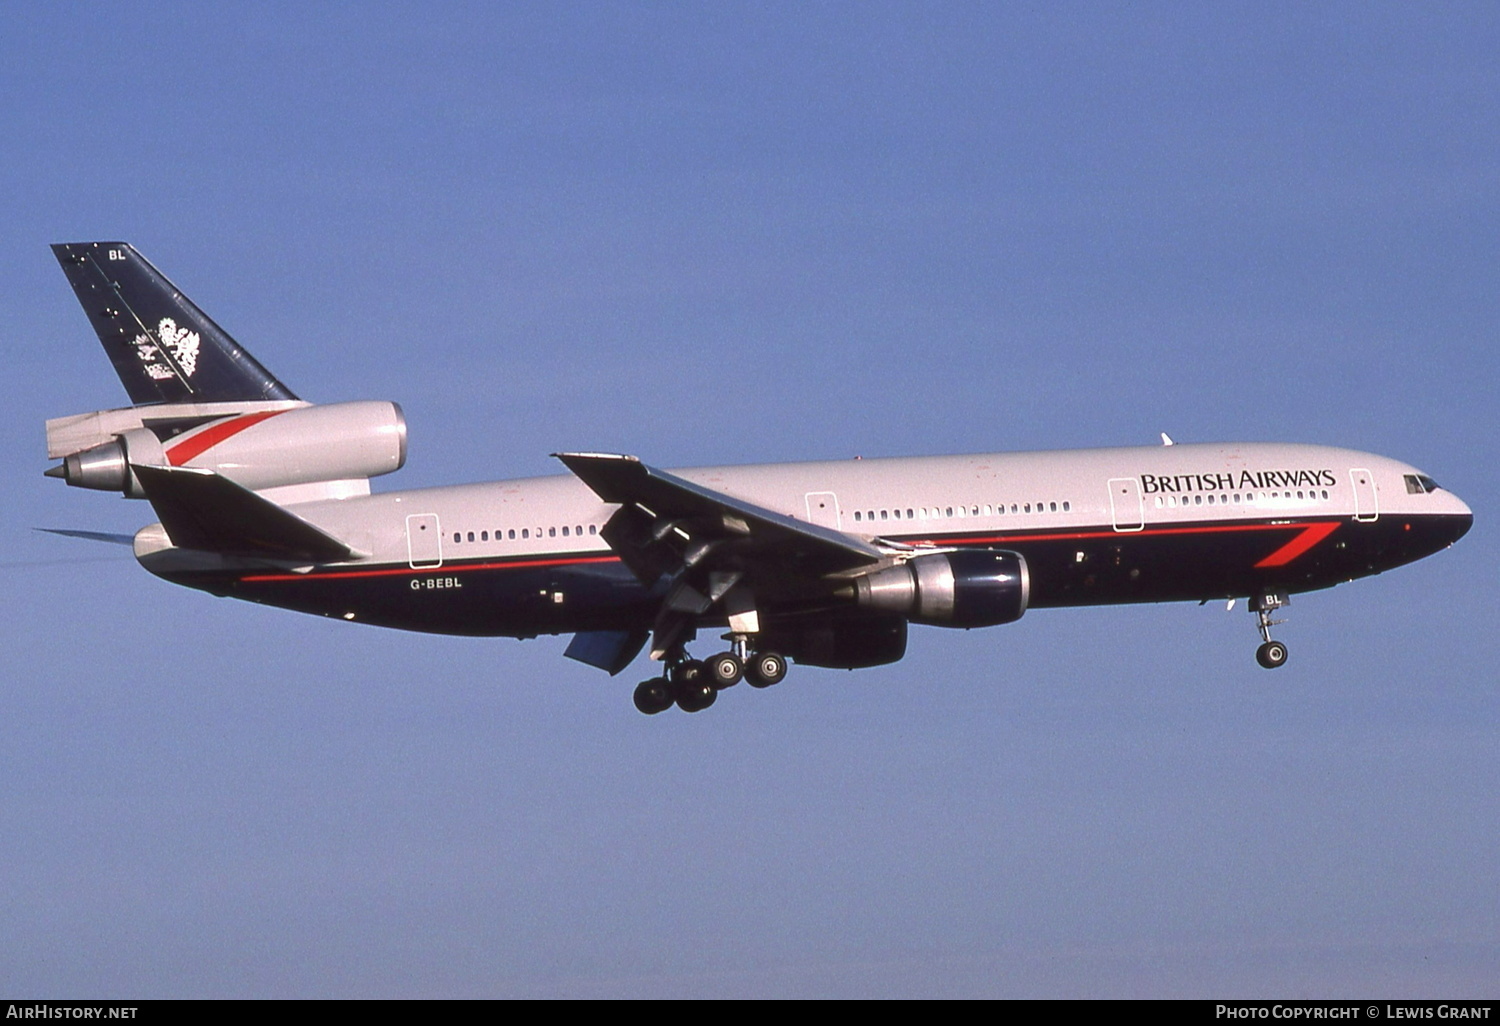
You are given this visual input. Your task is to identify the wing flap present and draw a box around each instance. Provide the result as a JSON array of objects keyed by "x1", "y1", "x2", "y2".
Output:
[{"x1": 555, "y1": 452, "x2": 883, "y2": 576}]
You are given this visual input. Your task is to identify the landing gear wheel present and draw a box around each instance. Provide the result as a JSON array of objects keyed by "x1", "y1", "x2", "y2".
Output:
[
  {"x1": 669, "y1": 659, "x2": 716, "y2": 712},
  {"x1": 633, "y1": 678, "x2": 673, "y2": 715},
  {"x1": 709, "y1": 652, "x2": 743, "y2": 689},
  {"x1": 675, "y1": 679, "x2": 718, "y2": 712},
  {"x1": 1256, "y1": 640, "x2": 1288, "y2": 669},
  {"x1": 670, "y1": 659, "x2": 706, "y2": 686},
  {"x1": 746, "y1": 651, "x2": 787, "y2": 688}
]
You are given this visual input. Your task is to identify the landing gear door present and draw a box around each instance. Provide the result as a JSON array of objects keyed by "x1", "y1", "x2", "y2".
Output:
[
  {"x1": 1108, "y1": 477, "x2": 1144, "y2": 532},
  {"x1": 406, "y1": 513, "x2": 443, "y2": 568},
  {"x1": 805, "y1": 491, "x2": 842, "y2": 530},
  {"x1": 1350, "y1": 468, "x2": 1378, "y2": 522}
]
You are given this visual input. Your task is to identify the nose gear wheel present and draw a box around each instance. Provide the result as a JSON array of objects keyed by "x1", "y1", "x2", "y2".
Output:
[{"x1": 1250, "y1": 591, "x2": 1290, "y2": 670}]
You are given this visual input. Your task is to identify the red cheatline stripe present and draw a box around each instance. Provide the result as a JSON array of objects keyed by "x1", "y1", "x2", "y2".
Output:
[
  {"x1": 240, "y1": 554, "x2": 621, "y2": 583},
  {"x1": 166, "y1": 411, "x2": 285, "y2": 466},
  {"x1": 902, "y1": 520, "x2": 1340, "y2": 550},
  {"x1": 237, "y1": 519, "x2": 1343, "y2": 584},
  {"x1": 1253, "y1": 521, "x2": 1340, "y2": 567}
]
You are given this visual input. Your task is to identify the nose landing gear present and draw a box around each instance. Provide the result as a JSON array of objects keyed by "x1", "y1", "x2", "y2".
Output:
[{"x1": 1251, "y1": 591, "x2": 1290, "y2": 669}]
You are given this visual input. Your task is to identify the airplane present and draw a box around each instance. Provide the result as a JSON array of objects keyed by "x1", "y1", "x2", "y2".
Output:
[{"x1": 42, "y1": 241, "x2": 1473, "y2": 714}]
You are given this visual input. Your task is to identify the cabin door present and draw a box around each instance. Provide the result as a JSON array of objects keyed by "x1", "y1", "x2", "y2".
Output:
[
  {"x1": 1108, "y1": 478, "x2": 1144, "y2": 532},
  {"x1": 805, "y1": 492, "x2": 842, "y2": 529},
  {"x1": 1350, "y1": 468, "x2": 1379, "y2": 522},
  {"x1": 406, "y1": 513, "x2": 443, "y2": 568}
]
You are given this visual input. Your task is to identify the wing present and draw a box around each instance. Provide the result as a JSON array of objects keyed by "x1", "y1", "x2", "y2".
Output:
[{"x1": 555, "y1": 452, "x2": 887, "y2": 659}]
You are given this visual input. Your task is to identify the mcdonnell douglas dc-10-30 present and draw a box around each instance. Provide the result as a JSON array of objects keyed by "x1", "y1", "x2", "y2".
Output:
[{"x1": 43, "y1": 242, "x2": 1472, "y2": 714}]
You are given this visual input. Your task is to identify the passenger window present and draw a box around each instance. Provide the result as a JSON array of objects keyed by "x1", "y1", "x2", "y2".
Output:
[
  {"x1": 509, "y1": 529, "x2": 516, "y2": 540},
  {"x1": 854, "y1": 511, "x2": 862, "y2": 522},
  {"x1": 1063, "y1": 501, "x2": 1071, "y2": 512},
  {"x1": 1050, "y1": 502, "x2": 1057, "y2": 512},
  {"x1": 522, "y1": 529, "x2": 529, "y2": 539},
  {"x1": 481, "y1": 531, "x2": 489, "y2": 541},
  {"x1": 549, "y1": 527, "x2": 556, "y2": 537},
  {"x1": 453, "y1": 532, "x2": 461, "y2": 543},
  {"x1": 562, "y1": 526, "x2": 569, "y2": 536}
]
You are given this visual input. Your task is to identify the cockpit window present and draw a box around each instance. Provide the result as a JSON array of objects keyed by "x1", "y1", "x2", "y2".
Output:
[{"x1": 1405, "y1": 474, "x2": 1442, "y2": 494}]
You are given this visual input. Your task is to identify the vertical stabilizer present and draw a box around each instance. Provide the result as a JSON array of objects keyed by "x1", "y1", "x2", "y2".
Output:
[{"x1": 51, "y1": 242, "x2": 297, "y2": 406}]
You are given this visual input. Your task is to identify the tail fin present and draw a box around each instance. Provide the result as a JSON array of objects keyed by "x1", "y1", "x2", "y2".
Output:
[{"x1": 51, "y1": 242, "x2": 298, "y2": 406}]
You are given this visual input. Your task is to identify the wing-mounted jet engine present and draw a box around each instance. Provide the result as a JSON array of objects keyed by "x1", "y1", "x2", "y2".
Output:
[{"x1": 838, "y1": 550, "x2": 1030, "y2": 627}]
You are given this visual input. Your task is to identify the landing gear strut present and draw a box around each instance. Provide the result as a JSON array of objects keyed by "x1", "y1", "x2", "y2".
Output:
[{"x1": 1251, "y1": 591, "x2": 1290, "y2": 669}]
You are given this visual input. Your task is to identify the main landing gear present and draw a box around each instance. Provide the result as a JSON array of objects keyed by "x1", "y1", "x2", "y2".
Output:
[
  {"x1": 632, "y1": 636, "x2": 789, "y2": 714},
  {"x1": 1251, "y1": 591, "x2": 1290, "y2": 669}
]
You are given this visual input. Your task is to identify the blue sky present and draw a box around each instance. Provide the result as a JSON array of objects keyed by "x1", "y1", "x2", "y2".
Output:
[{"x1": 3, "y1": 2, "x2": 1497, "y2": 997}]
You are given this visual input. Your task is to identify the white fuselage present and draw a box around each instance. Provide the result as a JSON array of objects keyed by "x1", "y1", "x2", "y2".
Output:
[{"x1": 251, "y1": 442, "x2": 1469, "y2": 571}]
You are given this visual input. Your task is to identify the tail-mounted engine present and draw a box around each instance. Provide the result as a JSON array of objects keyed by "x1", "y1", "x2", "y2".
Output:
[
  {"x1": 48, "y1": 400, "x2": 407, "y2": 498},
  {"x1": 840, "y1": 549, "x2": 1030, "y2": 628}
]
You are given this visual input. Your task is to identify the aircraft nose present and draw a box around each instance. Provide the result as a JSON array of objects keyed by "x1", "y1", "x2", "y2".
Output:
[
  {"x1": 1451, "y1": 510, "x2": 1473, "y2": 545},
  {"x1": 1442, "y1": 490, "x2": 1473, "y2": 545}
]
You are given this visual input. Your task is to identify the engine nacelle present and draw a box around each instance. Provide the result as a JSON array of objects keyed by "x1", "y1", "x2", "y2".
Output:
[
  {"x1": 53, "y1": 401, "x2": 407, "y2": 498},
  {"x1": 843, "y1": 550, "x2": 1030, "y2": 628}
]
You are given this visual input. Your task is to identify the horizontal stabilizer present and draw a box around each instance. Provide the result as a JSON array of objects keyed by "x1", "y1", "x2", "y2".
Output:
[
  {"x1": 35, "y1": 527, "x2": 136, "y2": 546},
  {"x1": 131, "y1": 464, "x2": 355, "y2": 562}
]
